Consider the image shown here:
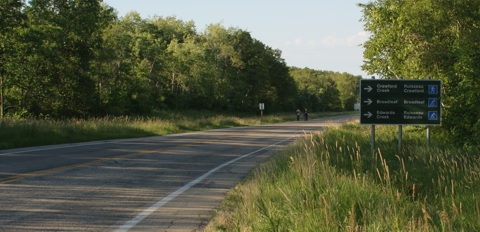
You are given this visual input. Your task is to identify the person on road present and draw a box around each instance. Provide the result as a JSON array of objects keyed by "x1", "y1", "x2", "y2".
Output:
[
  {"x1": 296, "y1": 109, "x2": 301, "y2": 121},
  {"x1": 304, "y1": 109, "x2": 308, "y2": 121}
]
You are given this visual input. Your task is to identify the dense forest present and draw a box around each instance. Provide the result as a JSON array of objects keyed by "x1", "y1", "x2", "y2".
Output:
[
  {"x1": 359, "y1": 0, "x2": 480, "y2": 147},
  {"x1": 0, "y1": 0, "x2": 360, "y2": 119}
]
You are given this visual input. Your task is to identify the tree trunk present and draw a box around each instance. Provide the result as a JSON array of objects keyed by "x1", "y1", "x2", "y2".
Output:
[{"x1": 1, "y1": 75, "x2": 4, "y2": 120}]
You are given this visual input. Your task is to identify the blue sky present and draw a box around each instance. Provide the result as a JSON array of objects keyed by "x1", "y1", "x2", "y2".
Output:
[{"x1": 103, "y1": 0, "x2": 371, "y2": 78}]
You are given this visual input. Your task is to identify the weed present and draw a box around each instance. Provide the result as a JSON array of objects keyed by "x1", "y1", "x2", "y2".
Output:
[{"x1": 206, "y1": 121, "x2": 480, "y2": 231}]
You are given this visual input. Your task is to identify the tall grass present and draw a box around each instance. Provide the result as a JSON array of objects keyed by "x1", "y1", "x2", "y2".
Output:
[
  {"x1": 205, "y1": 121, "x2": 480, "y2": 231},
  {"x1": 0, "y1": 110, "x2": 352, "y2": 150}
]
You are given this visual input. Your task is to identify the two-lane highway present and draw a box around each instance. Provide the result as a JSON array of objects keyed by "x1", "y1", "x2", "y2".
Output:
[{"x1": 0, "y1": 115, "x2": 357, "y2": 231}]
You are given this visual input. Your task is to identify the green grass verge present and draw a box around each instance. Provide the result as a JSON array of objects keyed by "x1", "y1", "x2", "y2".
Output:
[
  {"x1": 0, "y1": 110, "x2": 354, "y2": 150},
  {"x1": 205, "y1": 122, "x2": 480, "y2": 231}
]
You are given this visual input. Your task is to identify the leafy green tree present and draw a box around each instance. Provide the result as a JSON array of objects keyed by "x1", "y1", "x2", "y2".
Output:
[
  {"x1": 335, "y1": 73, "x2": 362, "y2": 111},
  {"x1": 229, "y1": 30, "x2": 278, "y2": 112},
  {"x1": 359, "y1": 0, "x2": 480, "y2": 146},
  {"x1": 200, "y1": 23, "x2": 243, "y2": 110},
  {"x1": 158, "y1": 16, "x2": 197, "y2": 109},
  {"x1": 90, "y1": 4, "x2": 118, "y2": 114},
  {"x1": 166, "y1": 34, "x2": 216, "y2": 110},
  {"x1": 0, "y1": 3, "x2": 329, "y2": 118},
  {"x1": 100, "y1": 13, "x2": 221, "y2": 114},
  {"x1": 261, "y1": 48, "x2": 297, "y2": 112},
  {"x1": 11, "y1": 0, "x2": 111, "y2": 118},
  {"x1": 0, "y1": 0, "x2": 25, "y2": 118},
  {"x1": 290, "y1": 67, "x2": 343, "y2": 112},
  {"x1": 196, "y1": 25, "x2": 296, "y2": 113}
]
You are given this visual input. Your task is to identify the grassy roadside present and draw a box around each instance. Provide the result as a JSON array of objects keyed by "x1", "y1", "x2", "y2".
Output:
[
  {"x1": 0, "y1": 110, "x2": 353, "y2": 150},
  {"x1": 204, "y1": 121, "x2": 480, "y2": 231}
]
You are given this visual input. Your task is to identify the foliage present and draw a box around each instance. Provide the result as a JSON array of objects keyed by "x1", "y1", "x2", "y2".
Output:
[
  {"x1": 0, "y1": 0, "x2": 25, "y2": 118},
  {"x1": 359, "y1": 0, "x2": 480, "y2": 147},
  {"x1": 206, "y1": 122, "x2": 480, "y2": 231},
  {"x1": 0, "y1": 1, "x2": 359, "y2": 120},
  {"x1": 290, "y1": 67, "x2": 361, "y2": 112}
]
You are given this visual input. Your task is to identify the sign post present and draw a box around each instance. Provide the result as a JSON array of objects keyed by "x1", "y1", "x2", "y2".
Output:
[
  {"x1": 398, "y1": 76, "x2": 403, "y2": 151},
  {"x1": 259, "y1": 103, "x2": 264, "y2": 119},
  {"x1": 426, "y1": 76, "x2": 431, "y2": 146}
]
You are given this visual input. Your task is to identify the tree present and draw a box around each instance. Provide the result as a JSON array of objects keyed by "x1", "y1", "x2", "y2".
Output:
[
  {"x1": 290, "y1": 67, "x2": 343, "y2": 112},
  {"x1": 12, "y1": 0, "x2": 112, "y2": 118},
  {"x1": 263, "y1": 48, "x2": 297, "y2": 112},
  {"x1": 200, "y1": 23, "x2": 243, "y2": 110},
  {"x1": 199, "y1": 25, "x2": 296, "y2": 112},
  {"x1": 0, "y1": 0, "x2": 25, "y2": 118},
  {"x1": 359, "y1": 0, "x2": 480, "y2": 146},
  {"x1": 335, "y1": 73, "x2": 362, "y2": 111},
  {"x1": 158, "y1": 16, "x2": 198, "y2": 110},
  {"x1": 0, "y1": 3, "x2": 323, "y2": 118}
]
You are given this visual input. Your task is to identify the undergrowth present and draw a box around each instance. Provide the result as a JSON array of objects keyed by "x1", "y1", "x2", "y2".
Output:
[{"x1": 206, "y1": 122, "x2": 480, "y2": 231}]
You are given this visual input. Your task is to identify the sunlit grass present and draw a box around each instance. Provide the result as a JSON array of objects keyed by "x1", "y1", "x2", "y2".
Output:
[
  {"x1": 0, "y1": 110, "x2": 355, "y2": 150},
  {"x1": 205, "y1": 121, "x2": 480, "y2": 231}
]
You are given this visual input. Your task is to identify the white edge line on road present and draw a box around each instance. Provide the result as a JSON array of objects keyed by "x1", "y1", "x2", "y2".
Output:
[{"x1": 115, "y1": 136, "x2": 295, "y2": 232}]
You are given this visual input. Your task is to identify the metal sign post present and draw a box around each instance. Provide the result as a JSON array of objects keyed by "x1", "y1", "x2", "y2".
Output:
[
  {"x1": 426, "y1": 76, "x2": 431, "y2": 146},
  {"x1": 259, "y1": 103, "x2": 264, "y2": 119},
  {"x1": 370, "y1": 77, "x2": 375, "y2": 156},
  {"x1": 398, "y1": 77, "x2": 402, "y2": 151}
]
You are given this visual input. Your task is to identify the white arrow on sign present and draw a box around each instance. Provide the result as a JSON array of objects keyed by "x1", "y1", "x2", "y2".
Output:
[
  {"x1": 363, "y1": 111, "x2": 373, "y2": 118},
  {"x1": 364, "y1": 86, "x2": 373, "y2": 92},
  {"x1": 364, "y1": 98, "x2": 372, "y2": 105}
]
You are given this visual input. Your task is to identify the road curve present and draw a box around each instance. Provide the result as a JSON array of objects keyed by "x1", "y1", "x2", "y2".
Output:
[{"x1": 0, "y1": 114, "x2": 358, "y2": 231}]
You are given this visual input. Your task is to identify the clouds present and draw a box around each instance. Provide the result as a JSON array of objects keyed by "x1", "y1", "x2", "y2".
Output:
[
  {"x1": 281, "y1": 31, "x2": 370, "y2": 77},
  {"x1": 286, "y1": 31, "x2": 369, "y2": 49},
  {"x1": 346, "y1": 31, "x2": 369, "y2": 46},
  {"x1": 320, "y1": 35, "x2": 339, "y2": 48},
  {"x1": 293, "y1": 37, "x2": 303, "y2": 45}
]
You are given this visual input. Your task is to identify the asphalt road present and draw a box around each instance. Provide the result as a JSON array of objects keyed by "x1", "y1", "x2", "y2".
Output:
[{"x1": 0, "y1": 114, "x2": 358, "y2": 231}]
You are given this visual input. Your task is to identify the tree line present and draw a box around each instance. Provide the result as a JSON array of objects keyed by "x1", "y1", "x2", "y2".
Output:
[
  {"x1": 0, "y1": 0, "x2": 361, "y2": 120},
  {"x1": 359, "y1": 0, "x2": 480, "y2": 147}
]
